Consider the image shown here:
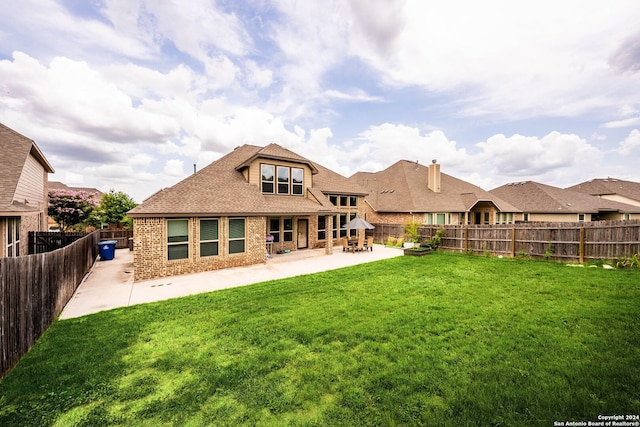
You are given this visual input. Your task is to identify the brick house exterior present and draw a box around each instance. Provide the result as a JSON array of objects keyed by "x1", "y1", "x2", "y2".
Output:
[
  {"x1": 128, "y1": 144, "x2": 368, "y2": 281},
  {"x1": 350, "y1": 160, "x2": 519, "y2": 226},
  {"x1": 0, "y1": 123, "x2": 54, "y2": 257}
]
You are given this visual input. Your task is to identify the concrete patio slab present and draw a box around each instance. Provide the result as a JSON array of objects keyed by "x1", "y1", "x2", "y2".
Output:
[{"x1": 60, "y1": 244, "x2": 403, "y2": 319}]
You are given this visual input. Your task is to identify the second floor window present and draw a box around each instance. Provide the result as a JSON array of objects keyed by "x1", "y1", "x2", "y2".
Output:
[
  {"x1": 277, "y1": 166, "x2": 290, "y2": 194},
  {"x1": 292, "y1": 168, "x2": 303, "y2": 195},
  {"x1": 261, "y1": 164, "x2": 274, "y2": 193},
  {"x1": 261, "y1": 163, "x2": 304, "y2": 196}
]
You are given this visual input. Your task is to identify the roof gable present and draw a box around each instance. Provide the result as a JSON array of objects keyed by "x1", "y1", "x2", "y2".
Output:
[
  {"x1": 0, "y1": 123, "x2": 54, "y2": 211},
  {"x1": 351, "y1": 160, "x2": 518, "y2": 213},
  {"x1": 568, "y1": 178, "x2": 640, "y2": 203},
  {"x1": 235, "y1": 143, "x2": 319, "y2": 174},
  {"x1": 491, "y1": 181, "x2": 640, "y2": 213}
]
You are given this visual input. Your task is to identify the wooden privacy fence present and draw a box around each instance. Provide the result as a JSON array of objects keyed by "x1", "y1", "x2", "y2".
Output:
[
  {"x1": 100, "y1": 229, "x2": 133, "y2": 249},
  {"x1": 28, "y1": 231, "x2": 87, "y2": 254},
  {"x1": 0, "y1": 230, "x2": 100, "y2": 378},
  {"x1": 372, "y1": 220, "x2": 640, "y2": 262}
]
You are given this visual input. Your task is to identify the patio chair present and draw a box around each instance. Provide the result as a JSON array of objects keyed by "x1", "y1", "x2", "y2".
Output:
[
  {"x1": 342, "y1": 237, "x2": 353, "y2": 253},
  {"x1": 365, "y1": 236, "x2": 374, "y2": 251},
  {"x1": 354, "y1": 234, "x2": 365, "y2": 253}
]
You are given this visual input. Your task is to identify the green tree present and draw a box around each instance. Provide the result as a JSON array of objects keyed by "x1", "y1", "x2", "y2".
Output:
[
  {"x1": 98, "y1": 189, "x2": 137, "y2": 228},
  {"x1": 48, "y1": 189, "x2": 100, "y2": 231}
]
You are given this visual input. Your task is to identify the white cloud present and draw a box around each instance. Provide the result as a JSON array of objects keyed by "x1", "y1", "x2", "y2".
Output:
[
  {"x1": 602, "y1": 117, "x2": 640, "y2": 129},
  {"x1": 475, "y1": 131, "x2": 603, "y2": 187},
  {"x1": 619, "y1": 129, "x2": 640, "y2": 155},
  {"x1": 163, "y1": 159, "x2": 185, "y2": 177}
]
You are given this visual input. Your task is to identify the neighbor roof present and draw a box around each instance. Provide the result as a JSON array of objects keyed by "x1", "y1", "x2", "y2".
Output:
[
  {"x1": 491, "y1": 181, "x2": 640, "y2": 213},
  {"x1": 0, "y1": 123, "x2": 54, "y2": 213},
  {"x1": 567, "y1": 178, "x2": 640, "y2": 203},
  {"x1": 350, "y1": 160, "x2": 519, "y2": 213},
  {"x1": 129, "y1": 143, "x2": 359, "y2": 217}
]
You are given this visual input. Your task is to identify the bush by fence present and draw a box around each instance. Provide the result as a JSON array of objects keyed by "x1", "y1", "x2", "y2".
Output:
[
  {"x1": 0, "y1": 230, "x2": 100, "y2": 378},
  {"x1": 371, "y1": 220, "x2": 640, "y2": 262}
]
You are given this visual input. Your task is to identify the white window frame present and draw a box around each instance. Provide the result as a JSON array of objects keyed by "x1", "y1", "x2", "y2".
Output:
[
  {"x1": 261, "y1": 164, "x2": 275, "y2": 194},
  {"x1": 167, "y1": 219, "x2": 189, "y2": 260},
  {"x1": 199, "y1": 218, "x2": 219, "y2": 257},
  {"x1": 229, "y1": 218, "x2": 246, "y2": 254}
]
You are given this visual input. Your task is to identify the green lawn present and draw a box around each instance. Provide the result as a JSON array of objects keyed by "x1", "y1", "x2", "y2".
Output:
[{"x1": 1, "y1": 252, "x2": 639, "y2": 426}]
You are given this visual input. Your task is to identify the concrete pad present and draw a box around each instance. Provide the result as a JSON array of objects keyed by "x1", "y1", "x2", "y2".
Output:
[{"x1": 60, "y1": 245, "x2": 403, "y2": 319}]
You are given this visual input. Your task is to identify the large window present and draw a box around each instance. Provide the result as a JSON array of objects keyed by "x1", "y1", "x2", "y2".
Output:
[
  {"x1": 261, "y1": 163, "x2": 304, "y2": 196},
  {"x1": 229, "y1": 218, "x2": 245, "y2": 254},
  {"x1": 6, "y1": 217, "x2": 20, "y2": 257},
  {"x1": 200, "y1": 219, "x2": 219, "y2": 257},
  {"x1": 261, "y1": 164, "x2": 274, "y2": 193},
  {"x1": 168, "y1": 219, "x2": 189, "y2": 260}
]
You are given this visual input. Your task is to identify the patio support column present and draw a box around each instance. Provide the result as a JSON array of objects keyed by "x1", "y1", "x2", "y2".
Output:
[{"x1": 325, "y1": 215, "x2": 333, "y2": 255}]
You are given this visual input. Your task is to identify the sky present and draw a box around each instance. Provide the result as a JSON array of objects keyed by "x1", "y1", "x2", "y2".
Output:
[{"x1": 1, "y1": 0, "x2": 640, "y2": 203}]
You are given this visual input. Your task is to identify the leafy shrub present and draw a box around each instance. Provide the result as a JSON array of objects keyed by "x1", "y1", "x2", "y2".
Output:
[
  {"x1": 615, "y1": 252, "x2": 640, "y2": 269},
  {"x1": 427, "y1": 228, "x2": 445, "y2": 250}
]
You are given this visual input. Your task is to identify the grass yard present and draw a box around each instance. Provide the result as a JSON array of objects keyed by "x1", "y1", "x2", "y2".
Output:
[{"x1": 1, "y1": 252, "x2": 639, "y2": 426}]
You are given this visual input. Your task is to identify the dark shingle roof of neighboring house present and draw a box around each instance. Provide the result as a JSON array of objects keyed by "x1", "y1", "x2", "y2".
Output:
[
  {"x1": 0, "y1": 123, "x2": 54, "y2": 213},
  {"x1": 128, "y1": 143, "x2": 361, "y2": 217},
  {"x1": 350, "y1": 160, "x2": 519, "y2": 213},
  {"x1": 490, "y1": 181, "x2": 640, "y2": 213},
  {"x1": 567, "y1": 178, "x2": 640, "y2": 203}
]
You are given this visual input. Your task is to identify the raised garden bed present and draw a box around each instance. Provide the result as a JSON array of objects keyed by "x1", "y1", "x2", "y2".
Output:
[{"x1": 403, "y1": 246, "x2": 431, "y2": 256}]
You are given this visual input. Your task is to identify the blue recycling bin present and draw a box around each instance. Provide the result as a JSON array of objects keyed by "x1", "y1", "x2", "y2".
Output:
[{"x1": 98, "y1": 240, "x2": 117, "y2": 261}]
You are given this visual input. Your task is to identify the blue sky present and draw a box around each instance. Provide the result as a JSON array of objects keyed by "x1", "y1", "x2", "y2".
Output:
[{"x1": 1, "y1": 0, "x2": 639, "y2": 202}]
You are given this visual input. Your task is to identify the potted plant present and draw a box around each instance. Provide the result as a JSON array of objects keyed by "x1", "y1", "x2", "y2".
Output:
[{"x1": 403, "y1": 221, "x2": 421, "y2": 249}]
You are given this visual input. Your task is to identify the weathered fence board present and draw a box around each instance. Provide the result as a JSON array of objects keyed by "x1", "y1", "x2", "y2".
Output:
[
  {"x1": 371, "y1": 220, "x2": 640, "y2": 261},
  {"x1": 28, "y1": 231, "x2": 87, "y2": 254},
  {"x1": 100, "y1": 229, "x2": 133, "y2": 249},
  {"x1": 1, "y1": 230, "x2": 100, "y2": 378}
]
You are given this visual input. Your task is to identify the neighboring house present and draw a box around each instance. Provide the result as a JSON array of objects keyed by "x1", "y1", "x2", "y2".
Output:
[
  {"x1": 0, "y1": 123, "x2": 55, "y2": 257},
  {"x1": 350, "y1": 160, "x2": 520, "y2": 226},
  {"x1": 490, "y1": 181, "x2": 640, "y2": 222},
  {"x1": 567, "y1": 178, "x2": 640, "y2": 209},
  {"x1": 47, "y1": 181, "x2": 103, "y2": 230},
  {"x1": 128, "y1": 143, "x2": 368, "y2": 281}
]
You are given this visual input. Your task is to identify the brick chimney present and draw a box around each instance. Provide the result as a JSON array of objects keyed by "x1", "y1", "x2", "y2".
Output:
[{"x1": 428, "y1": 159, "x2": 441, "y2": 193}]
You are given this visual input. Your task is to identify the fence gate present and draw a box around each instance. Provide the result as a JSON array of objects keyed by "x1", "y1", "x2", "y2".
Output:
[{"x1": 28, "y1": 231, "x2": 87, "y2": 254}]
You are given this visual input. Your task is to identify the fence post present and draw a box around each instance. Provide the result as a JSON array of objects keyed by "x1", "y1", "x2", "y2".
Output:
[
  {"x1": 463, "y1": 226, "x2": 468, "y2": 253},
  {"x1": 579, "y1": 226, "x2": 585, "y2": 264},
  {"x1": 511, "y1": 227, "x2": 516, "y2": 258}
]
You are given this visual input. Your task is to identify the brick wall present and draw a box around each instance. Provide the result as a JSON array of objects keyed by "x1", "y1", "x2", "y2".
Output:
[{"x1": 133, "y1": 216, "x2": 266, "y2": 281}]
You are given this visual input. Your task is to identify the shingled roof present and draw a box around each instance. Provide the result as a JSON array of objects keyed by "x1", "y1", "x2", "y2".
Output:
[
  {"x1": 0, "y1": 123, "x2": 54, "y2": 213},
  {"x1": 129, "y1": 143, "x2": 359, "y2": 217},
  {"x1": 490, "y1": 181, "x2": 640, "y2": 213},
  {"x1": 350, "y1": 160, "x2": 518, "y2": 213},
  {"x1": 567, "y1": 178, "x2": 640, "y2": 204}
]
